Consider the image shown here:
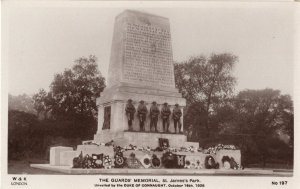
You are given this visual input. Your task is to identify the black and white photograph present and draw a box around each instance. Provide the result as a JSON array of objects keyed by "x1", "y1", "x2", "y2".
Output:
[{"x1": 1, "y1": 1, "x2": 299, "y2": 189}]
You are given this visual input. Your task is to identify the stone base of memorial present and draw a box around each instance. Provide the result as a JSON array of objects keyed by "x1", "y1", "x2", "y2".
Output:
[
  {"x1": 94, "y1": 131, "x2": 197, "y2": 149},
  {"x1": 30, "y1": 139, "x2": 245, "y2": 174},
  {"x1": 96, "y1": 83, "x2": 186, "y2": 135},
  {"x1": 31, "y1": 144, "x2": 285, "y2": 175}
]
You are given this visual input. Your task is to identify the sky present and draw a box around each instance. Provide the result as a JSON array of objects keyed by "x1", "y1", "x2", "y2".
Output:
[{"x1": 3, "y1": 1, "x2": 295, "y2": 97}]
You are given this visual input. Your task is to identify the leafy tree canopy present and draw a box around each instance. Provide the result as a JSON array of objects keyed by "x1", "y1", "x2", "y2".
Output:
[
  {"x1": 175, "y1": 53, "x2": 237, "y2": 138},
  {"x1": 231, "y1": 89, "x2": 293, "y2": 166},
  {"x1": 33, "y1": 55, "x2": 106, "y2": 120},
  {"x1": 9, "y1": 94, "x2": 36, "y2": 114}
]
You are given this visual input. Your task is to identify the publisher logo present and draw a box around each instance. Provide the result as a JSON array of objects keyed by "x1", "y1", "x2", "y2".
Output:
[{"x1": 11, "y1": 177, "x2": 28, "y2": 186}]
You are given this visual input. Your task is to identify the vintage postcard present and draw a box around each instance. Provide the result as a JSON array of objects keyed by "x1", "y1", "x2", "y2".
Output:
[{"x1": 1, "y1": 1, "x2": 299, "y2": 189}]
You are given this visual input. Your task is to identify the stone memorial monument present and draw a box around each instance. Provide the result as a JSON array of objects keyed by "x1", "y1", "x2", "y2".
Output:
[
  {"x1": 31, "y1": 10, "x2": 242, "y2": 173},
  {"x1": 93, "y1": 10, "x2": 191, "y2": 148}
]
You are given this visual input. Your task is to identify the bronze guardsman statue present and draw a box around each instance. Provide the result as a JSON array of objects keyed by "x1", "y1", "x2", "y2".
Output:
[
  {"x1": 161, "y1": 102, "x2": 171, "y2": 132},
  {"x1": 125, "y1": 99, "x2": 136, "y2": 131},
  {"x1": 149, "y1": 101, "x2": 160, "y2": 132},
  {"x1": 137, "y1": 100, "x2": 148, "y2": 131},
  {"x1": 172, "y1": 103, "x2": 182, "y2": 133}
]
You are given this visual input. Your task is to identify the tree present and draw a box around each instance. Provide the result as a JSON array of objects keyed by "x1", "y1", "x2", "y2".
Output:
[
  {"x1": 34, "y1": 55, "x2": 106, "y2": 120},
  {"x1": 174, "y1": 53, "x2": 237, "y2": 140},
  {"x1": 32, "y1": 89, "x2": 52, "y2": 119},
  {"x1": 32, "y1": 55, "x2": 106, "y2": 139},
  {"x1": 8, "y1": 94, "x2": 36, "y2": 114},
  {"x1": 232, "y1": 89, "x2": 293, "y2": 167},
  {"x1": 8, "y1": 110, "x2": 42, "y2": 159}
]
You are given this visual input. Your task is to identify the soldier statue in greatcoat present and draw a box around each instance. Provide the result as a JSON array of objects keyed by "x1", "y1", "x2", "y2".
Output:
[
  {"x1": 137, "y1": 100, "x2": 148, "y2": 131},
  {"x1": 161, "y1": 102, "x2": 171, "y2": 133},
  {"x1": 149, "y1": 101, "x2": 160, "y2": 132},
  {"x1": 172, "y1": 103, "x2": 182, "y2": 133},
  {"x1": 125, "y1": 99, "x2": 136, "y2": 131}
]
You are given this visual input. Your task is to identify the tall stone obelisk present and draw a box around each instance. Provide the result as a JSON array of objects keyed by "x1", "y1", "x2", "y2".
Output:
[{"x1": 94, "y1": 10, "x2": 186, "y2": 146}]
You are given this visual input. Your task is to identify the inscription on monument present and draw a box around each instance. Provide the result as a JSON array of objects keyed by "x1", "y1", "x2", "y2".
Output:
[{"x1": 123, "y1": 22, "x2": 175, "y2": 88}]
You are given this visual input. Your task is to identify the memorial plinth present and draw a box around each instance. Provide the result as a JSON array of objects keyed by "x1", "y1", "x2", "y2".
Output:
[
  {"x1": 94, "y1": 10, "x2": 187, "y2": 146},
  {"x1": 31, "y1": 10, "x2": 243, "y2": 173}
]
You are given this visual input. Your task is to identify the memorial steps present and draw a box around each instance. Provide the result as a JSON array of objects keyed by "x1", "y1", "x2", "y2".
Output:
[{"x1": 94, "y1": 130, "x2": 198, "y2": 149}]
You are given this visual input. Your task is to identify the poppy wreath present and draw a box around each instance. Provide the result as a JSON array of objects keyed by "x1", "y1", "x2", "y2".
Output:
[
  {"x1": 221, "y1": 156, "x2": 239, "y2": 169},
  {"x1": 204, "y1": 155, "x2": 219, "y2": 169},
  {"x1": 162, "y1": 152, "x2": 177, "y2": 168},
  {"x1": 184, "y1": 160, "x2": 191, "y2": 169},
  {"x1": 73, "y1": 157, "x2": 83, "y2": 168},
  {"x1": 140, "y1": 154, "x2": 152, "y2": 168},
  {"x1": 151, "y1": 154, "x2": 162, "y2": 168},
  {"x1": 103, "y1": 155, "x2": 113, "y2": 169},
  {"x1": 221, "y1": 156, "x2": 231, "y2": 170},
  {"x1": 91, "y1": 154, "x2": 104, "y2": 168},
  {"x1": 114, "y1": 152, "x2": 126, "y2": 168},
  {"x1": 114, "y1": 147, "x2": 125, "y2": 168},
  {"x1": 184, "y1": 156, "x2": 195, "y2": 169},
  {"x1": 82, "y1": 154, "x2": 93, "y2": 169},
  {"x1": 126, "y1": 153, "x2": 143, "y2": 169},
  {"x1": 114, "y1": 156, "x2": 126, "y2": 168},
  {"x1": 229, "y1": 157, "x2": 239, "y2": 169},
  {"x1": 73, "y1": 151, "x2": 84, "y2": 168}
]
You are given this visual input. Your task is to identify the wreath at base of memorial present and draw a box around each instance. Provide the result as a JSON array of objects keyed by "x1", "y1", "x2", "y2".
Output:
[
  {"x1": 140, "y1": 154, "x2": 152, "y2": 168},
  {"x1": 184, "y1": 160, "x2": 191, "y2": 169},
  {"x1": 151, "y1": 154, "x2": 162, "y2": 168},
  {"x1": 73, "y1": 153, "x2": 94, "y2": 169},
  {"x1": 221, "y1": 156, "x2": 231, "y2": 170},
  {"x1": 91, "y1": 154, "x2": 104, "y2": 168},
  {"x1": 126, "y1": 153, "x2": 143, "y2": 169},
  {"x1": 73, "y1": 151, "x2": 84, "y2": 168},
  {"x1": 229, "y1": 157, "x2": 239, "y2": 169},
  {"x1": 73, "y1": 157, "x2": 83, "y2": 168},
  {"x1": 162, "y1": 152, "x2": 177, "y2": 168},
  {"x1": 103, "y1": 155, "x2": 113, "y2": 169},
  {"x1": 221, "y1": 156, "x2": 239, "y2": 169},
  {"x1": 114, "y1": 151, "x2": 126, "y2": 168},
  {"x1": 204, "y1": 155, "x2": 219, "y2": 169},
  {"x1": 82, "y1": 154, "x2": 93, "y2": 169}
]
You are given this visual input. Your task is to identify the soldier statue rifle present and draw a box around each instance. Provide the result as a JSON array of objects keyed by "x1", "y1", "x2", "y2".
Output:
[
  {"x1": 125, "y1": 99, "x2": 136, "y2": 131},
  {"x1": 161, "y1": 102, "x2": 171, "y2": 133},
  {"x1": 172, "y1": 103, "x2": 182, "y2": 133},
  {"x1": 149, "y1": 101, "x2": 160, "y2": 132},
  {"x1": 137, "y1": 100, "x2": 148, "y2": 131}
]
